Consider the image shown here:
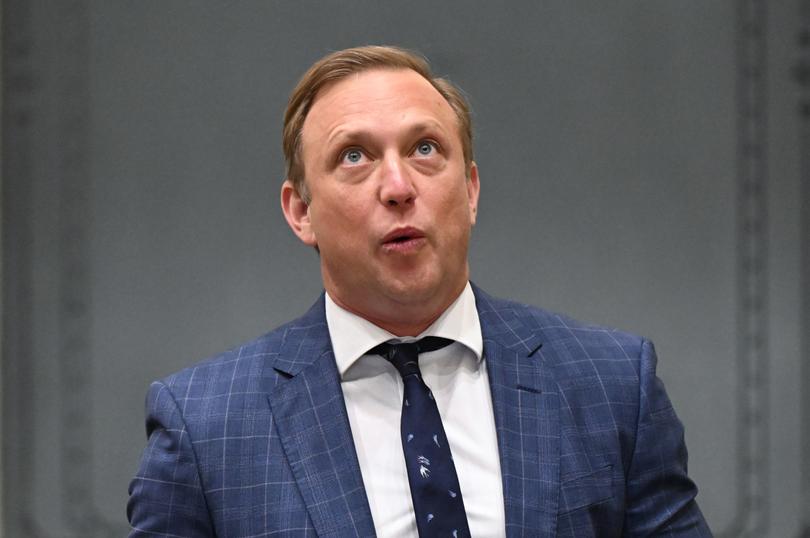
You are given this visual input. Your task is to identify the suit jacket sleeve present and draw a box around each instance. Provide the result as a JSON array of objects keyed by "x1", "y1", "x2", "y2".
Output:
[
  {"x1": 622, "y1": 339, "x2": 712, "y2": 537},
  {"x1": 127, "y1": 380, "x2": 215, "y2": 537}
]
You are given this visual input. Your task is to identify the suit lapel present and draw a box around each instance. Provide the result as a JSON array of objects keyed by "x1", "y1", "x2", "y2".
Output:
[
  {"x1": 262, "y1": 296, "x2": 375, "y2": 538},
  {"x1": 261, "y1": 288, "x2": 562, "y2": 537},
  {"x1": 474, "y1": 285, "x2": 560, "y2": 537}
]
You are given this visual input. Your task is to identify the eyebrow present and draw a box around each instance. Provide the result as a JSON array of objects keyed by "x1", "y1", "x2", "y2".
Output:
[{"x1": 326, "y1": 120, "x2": 449, "y2": 148}]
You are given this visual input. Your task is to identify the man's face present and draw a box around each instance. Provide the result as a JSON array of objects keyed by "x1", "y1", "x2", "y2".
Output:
[{"x1": 282, "y1": 68, "x2": 479, "y2": 333}]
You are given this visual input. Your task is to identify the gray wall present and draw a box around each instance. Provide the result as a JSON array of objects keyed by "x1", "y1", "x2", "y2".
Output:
[{"x1": 3, "y1": 1, "x2": 808, "y2": 536}]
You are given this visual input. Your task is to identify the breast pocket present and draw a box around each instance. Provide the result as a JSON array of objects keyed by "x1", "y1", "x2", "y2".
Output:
[{"x1": 559, "y1": 464, "x2": 614, "y2": 515}]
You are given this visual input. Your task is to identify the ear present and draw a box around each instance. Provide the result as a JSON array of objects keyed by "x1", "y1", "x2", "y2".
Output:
[
  {"x1": 281, "y1": 180, "x2": 317, "y2": 247},
  {"x1": 467, "y1": 162, "x2": 481, "y2": 226}
]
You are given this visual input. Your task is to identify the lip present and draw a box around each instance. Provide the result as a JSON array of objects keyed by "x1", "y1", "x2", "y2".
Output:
[
  {"x1": 381, "y1": 226, "x2": 425, "y2": 244},
  {"x1": 380, "y1": 226, "x2": 427, "y2": 253}
]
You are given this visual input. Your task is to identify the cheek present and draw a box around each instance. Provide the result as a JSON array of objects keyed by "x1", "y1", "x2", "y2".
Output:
[
  {"x1": 441, "y1": 185, "x2": 474, "y2": 220},
  {"x1": 310, "y1": 196, "x2": 369, "y2": 243}
]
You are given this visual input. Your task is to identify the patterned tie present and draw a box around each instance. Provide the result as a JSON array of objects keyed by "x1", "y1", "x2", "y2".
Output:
[{"x1": 369, "y1": 337, "x2": 471, "y2": 538}]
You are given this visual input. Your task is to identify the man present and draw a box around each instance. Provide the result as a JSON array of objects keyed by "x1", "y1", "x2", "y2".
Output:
[{"x1": 128, "y1": 46, "x2": 711, "y2": 537}]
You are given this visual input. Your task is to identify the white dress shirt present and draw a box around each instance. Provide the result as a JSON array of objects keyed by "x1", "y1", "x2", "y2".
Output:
[{"x1": 325, "y1": 282, "x2": 506, "y2": 538}]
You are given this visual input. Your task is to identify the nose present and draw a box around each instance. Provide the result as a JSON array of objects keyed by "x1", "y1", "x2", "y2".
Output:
[{"x1": 378, "y1": 153, "x2": 416, "y2": 207}]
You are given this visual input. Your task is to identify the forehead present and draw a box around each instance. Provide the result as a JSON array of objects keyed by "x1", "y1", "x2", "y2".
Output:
[{"x1": 301, "y1": 68, "x2": 459, "y2": 146}]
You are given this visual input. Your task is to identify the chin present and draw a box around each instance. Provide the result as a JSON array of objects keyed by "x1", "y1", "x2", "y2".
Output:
[{"x1": 384, "y1": 271, "x2": 457, "y2": 305}]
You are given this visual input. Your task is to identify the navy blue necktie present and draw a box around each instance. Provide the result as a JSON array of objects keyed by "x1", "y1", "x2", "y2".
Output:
[{"x1": 369, "y1": 337, "x2": 471, "y2": 538}]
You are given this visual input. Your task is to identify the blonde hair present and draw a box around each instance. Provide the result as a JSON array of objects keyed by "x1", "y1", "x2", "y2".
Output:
[{"x1": 283, "y1": 45, "x2": 473, "y2": 202}]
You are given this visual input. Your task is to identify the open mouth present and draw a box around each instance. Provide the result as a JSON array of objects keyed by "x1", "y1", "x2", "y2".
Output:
[
  {"x1": 389, "y1": 235, "x2": 414, "y2": 244},
  {"x1": 382, "y1": 227, "x2": 426, "y2": 252}
]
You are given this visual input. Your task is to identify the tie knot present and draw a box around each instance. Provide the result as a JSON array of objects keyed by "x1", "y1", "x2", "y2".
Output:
[{"x1": 368, "y1": 336, "x2": 453, "y2": 378}]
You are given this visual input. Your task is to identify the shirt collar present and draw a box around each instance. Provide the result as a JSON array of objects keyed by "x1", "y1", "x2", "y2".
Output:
[{"x1": 325, "y1": 281, "x2": 484, "y2": 378}]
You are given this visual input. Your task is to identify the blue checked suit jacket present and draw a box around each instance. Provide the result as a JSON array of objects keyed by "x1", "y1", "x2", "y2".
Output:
[{"x1": 128, "y1": 285, "x2": 711, "y2": 537}]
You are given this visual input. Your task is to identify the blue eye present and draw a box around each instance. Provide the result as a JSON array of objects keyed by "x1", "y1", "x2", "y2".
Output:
[
  {"x1": 343, "y1": 149, "x2": 363, "y2": 164},
  {"x1": 415, "y1": 142, "x2": 435, "y2": 156}
]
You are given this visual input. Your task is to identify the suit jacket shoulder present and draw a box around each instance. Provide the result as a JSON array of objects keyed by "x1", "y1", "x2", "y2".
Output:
[
  {"x1": 155, "y1": 295, "x2": 330, "y2": 408},
  {"x1": 128, "y1": 296, "x2": 374, "y2": 538},
  {"x1": 475, "y1": 287, "x2": 649, "y2": 395},
  {"x1": 472, "y1": 285, "x2": 711, "y2": 537}
]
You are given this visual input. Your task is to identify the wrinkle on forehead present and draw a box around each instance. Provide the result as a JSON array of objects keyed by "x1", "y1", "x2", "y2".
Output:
[{"x1": 301, "y1": 69, "x2": 460, "y2": 152}]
